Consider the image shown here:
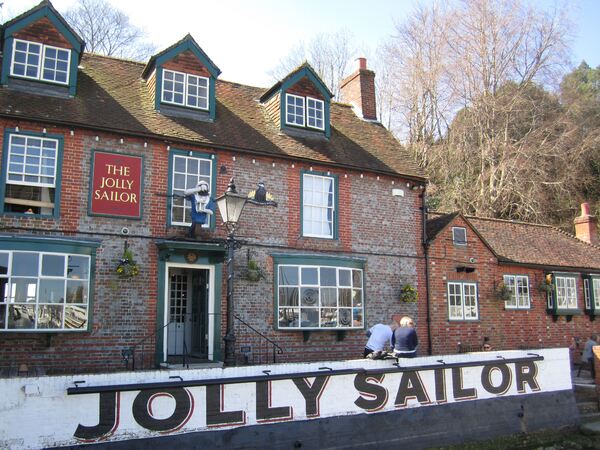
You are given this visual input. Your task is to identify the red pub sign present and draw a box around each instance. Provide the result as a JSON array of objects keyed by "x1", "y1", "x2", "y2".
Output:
[{"x1": 90, "y1": 151, "x2": 143, "y2": 218}]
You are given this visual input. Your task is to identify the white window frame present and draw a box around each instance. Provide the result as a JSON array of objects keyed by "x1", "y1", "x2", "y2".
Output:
[
  {"x1": 11, "y1": 39, "x2": 71, "y2": 85},
  {"x1": 555, "y1": 275, "x2": 578, "y2": 310},
  {"x1": 307, "y1": 97, "x2": 325, "y2": 130},
  {"x1": 285, "y1": 93, "x2": 305, "y2": 127},
  {"x1": 161, "y1": 69, "x2": 209, "y2": 110},
  {"x1": 447, "y1": 281, "x2": 478, "y2": 321},
  {"x1": 584, "y1": 278, "x2": 600, "y2": 310},
  {"x1": 276, "y1": 264, "x2": 364, "y2": 330},
  {"x1": 302, "y1": 173, "x2": 335, "y2": 239},
  {"x1": 452, "y1": 227, "x2": 467, "y2": 245},
  {"x1": 503, "y1": 275, "x2": 530, "y2": 309},
  {"x1": 170, "y1": 153, "x2": 213, "y2": 226},
  {"x1": 0, "y1": 250, "x2": 91, "y2": 332}
]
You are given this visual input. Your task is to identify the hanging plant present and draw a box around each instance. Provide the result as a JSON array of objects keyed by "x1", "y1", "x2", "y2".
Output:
[
  {"x1": 495, "y1": 282, "x2": 512, "y2": 301},
  {"x1": 399, "y1": 284, "x2": 418, "y2": 303},
  {"x1": 243, "y1": 259, "x2": 264, "y2": 282},
  {"x1": 116, "y1": 247, "x2": 139, "y2": 279},
  {"x1": 538, "y1": 274, "x2": 553, "y2": 293}
]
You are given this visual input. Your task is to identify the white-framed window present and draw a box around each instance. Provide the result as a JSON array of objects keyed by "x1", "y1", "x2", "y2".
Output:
[
  {"x1": 307, "y1": 98, "x2": 325, "y2": 130},
  {"x1": 162, "y1": 69, "x2": 209, "y2": 110},
  {"x1": 4, "y1": 133, "x2": 58, "y2": 215},
  {"x1": 584, "y1": 278, "x2": 600, "y2": 310},
  {"x1": 555, "y1": 275, "x2": 578, "y2": 310},
  {"x1": 302, "y1": 173, "x2": 335, "y2": 238},
  {"x1": 452, "y1": 227, "x2": 467, "y2": 245},
  {"x1": 503, "y1": 275, "x2": 530, "y2": 309},
  {"x1": 170, "y1": 153, "x2": 212, "y2": 226},
  {"x1": 0, "y1": 251, "x2": 90, "y2": 331},
  {"x1": 447, "y1": 281, "x2": 478, "y2": 320},
  {"x1": 11, "y1": 39, "x2": 70, "y2": 85},
  {"x1": 285, "y1": 93, "x2": 305, "y2": 127},
  {"x1": 277, "y1": 264, "x2": 364, "y2": 329}
]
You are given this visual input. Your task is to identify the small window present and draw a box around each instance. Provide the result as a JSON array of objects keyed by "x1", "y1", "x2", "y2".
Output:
[
  {"x1": 503, "y1": 275, "x2": 530, "y2": 309},
  {"x1": 452, "y1": 227, "x2": 467, "y2": 245},
  {"x1": 3, "y1": 133, "x2": 59, "y2": 215},
  {"x1": 11, "y1": 39, "x2": 70, "y2": 85},
  {"x1": 277, "y1": 263, "x2": 364, "y2": 329},
  {"x1": 555, "y1": 275, "x2": 578, "y2": 310},
  {"x1": 584, "y1": 278, "x2": 600, "y2": 311},
  {"x1": 286, "y1": 93, "x2": 305, "y2": 127},
  {"x1": 447, "y1": 281, "x2": 478, "y2": 320},
  {"x1": 162, "y1": 69, "x2": 209, "y2": 110},
  {"x1": 169, "y1": 152, "x2": 213, "y2": 226},
  {"x1": 302, "y1": 173, "x2": 335, "y2": 239},
  {"x1": 307, "y1": 98, "x2": 324, "y2": 130}
]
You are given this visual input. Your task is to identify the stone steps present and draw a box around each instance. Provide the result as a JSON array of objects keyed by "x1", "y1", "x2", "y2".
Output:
[{"x1": 573, "y1": 369, "x2": 600, "y2": 436}]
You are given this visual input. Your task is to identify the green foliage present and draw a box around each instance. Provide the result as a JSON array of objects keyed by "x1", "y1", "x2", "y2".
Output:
[{"x1": 400, "y1": 284, "x2": 418, "y2": 303}]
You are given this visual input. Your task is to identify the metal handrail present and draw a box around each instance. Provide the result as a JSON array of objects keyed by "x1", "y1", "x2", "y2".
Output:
[{"x1": 234, "y1": 314, "x2": 284, "y2": 364}]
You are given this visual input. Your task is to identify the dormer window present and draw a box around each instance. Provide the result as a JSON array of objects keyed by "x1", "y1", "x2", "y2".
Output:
[
  {"x1": 162, "y1": 69, "x2": 209, "y2": 110},
  {"x1": 11, "y1": 39, "x2": 70, "y2": 85},
  {"x1": 285, "y1": 94, "x2": 325, "y2": 130}
]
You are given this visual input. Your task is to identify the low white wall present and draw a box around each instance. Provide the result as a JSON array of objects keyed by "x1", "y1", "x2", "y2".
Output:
[{"x1": 0, "y1": 349, "x2": 572, "y2": 449}]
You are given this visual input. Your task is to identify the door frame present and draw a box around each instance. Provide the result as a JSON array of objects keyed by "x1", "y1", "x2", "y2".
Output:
[{"x1": 163, "y1": 262, "x2": 216, "y2": 362}]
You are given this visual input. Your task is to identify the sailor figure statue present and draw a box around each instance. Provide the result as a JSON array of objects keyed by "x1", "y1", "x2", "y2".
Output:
[{"x1": 184, "y1": 180, "x2": 216, "y2": 237}]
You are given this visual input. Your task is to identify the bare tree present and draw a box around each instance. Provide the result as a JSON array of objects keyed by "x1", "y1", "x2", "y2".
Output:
[
  {"x1": 64, "y1": 0, "x2": 155, "y2": 61},
  {"x1": 268, "y1": 29, "x2": 356, "y2": 98}
]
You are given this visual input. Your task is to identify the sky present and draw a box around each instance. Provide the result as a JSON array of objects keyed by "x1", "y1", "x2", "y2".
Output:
[{"x1": 2, "y1": 0, "x2": 600, "y2": 88}]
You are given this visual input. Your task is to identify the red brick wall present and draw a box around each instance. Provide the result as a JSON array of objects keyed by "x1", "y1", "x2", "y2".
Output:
[
  {"x1": 13, "y1": 17, "x2": 72, "y2": 49},
  {"x1": 162, "y1": 51, "x2": 211, "y2": 78},
  {"x1": 0, "y1": 118, "x2": 423, "y2": 372},
  {"x1": 427, "y1": 216, "x2": 598, "y2": 356},
  {"x1": 287, "y1": 77, "x2": 325, "y2": 100}
]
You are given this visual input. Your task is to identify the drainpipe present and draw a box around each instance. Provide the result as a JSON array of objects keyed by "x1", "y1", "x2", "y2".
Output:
[{"x1": 421, "y1": 189, "x2": 433, "y2": 355}]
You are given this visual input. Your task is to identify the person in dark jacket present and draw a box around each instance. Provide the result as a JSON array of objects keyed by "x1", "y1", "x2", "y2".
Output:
[{"x1": 393, "y1": 316, "x2": 418, "y2": 358}]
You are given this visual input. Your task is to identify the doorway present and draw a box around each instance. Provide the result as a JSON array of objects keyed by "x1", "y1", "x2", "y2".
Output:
[{"x1": 165, "y1": 266, "x2": 211, "y2": 363}]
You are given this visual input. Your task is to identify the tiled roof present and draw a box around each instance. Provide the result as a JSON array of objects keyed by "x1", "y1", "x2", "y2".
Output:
[
  {"x1": 0, "y1": 53, "x2": 425, "y2": 180},
  {"x1": 467, "y1": 216, "x2": 600, "y2": 271},
  {"x1": 426, "y1": 212, "x2": 459, "y2": 241}
]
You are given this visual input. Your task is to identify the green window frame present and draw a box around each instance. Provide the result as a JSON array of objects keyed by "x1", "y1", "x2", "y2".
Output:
[
  {"x1": 167, "y1": 149, "x2": 217, "y2": 229},
  {"x1": 274, "y1": 254, "x2": 365, "y2": 330},
  {"x1": 0, "y1": 129, "x2": 63, "y2": 218},
  {"x1": 583, "y1": 275, "x2": 600, "y2": 314},
  {"x1": 0, "y1": 236, "x2": 99, "y2": 333}
]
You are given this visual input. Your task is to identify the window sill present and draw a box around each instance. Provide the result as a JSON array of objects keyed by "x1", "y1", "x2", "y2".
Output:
[{"x1": 504, "y1": 306, "x2": 531, "y2": 311}]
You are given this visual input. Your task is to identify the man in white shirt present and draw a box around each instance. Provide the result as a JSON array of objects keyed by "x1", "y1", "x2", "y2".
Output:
[{"x1": 364, "y1": 322, "x2": 397, "y2": 358}]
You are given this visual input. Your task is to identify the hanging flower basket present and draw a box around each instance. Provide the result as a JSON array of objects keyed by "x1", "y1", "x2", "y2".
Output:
[
  {"x1": 495, "y1": 282, "x2": 512, "y2": 301},
  {"x1": 243, "y1": 260, "x2": 264, "y2": 282},
  {"x1": 399, "y1": 284, "x2": 418, "y2": 303},
  {"x1": 116, "y1": 248, "x2": 139, "y2": 279},
  {"x1": 538, "y1": 274, "x2": 553, "y2": 293}
]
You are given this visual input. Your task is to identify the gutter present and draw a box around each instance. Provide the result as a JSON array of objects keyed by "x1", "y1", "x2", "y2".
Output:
[{"x1": 421, "y1": 189, "x2": 433, "y2": 356}]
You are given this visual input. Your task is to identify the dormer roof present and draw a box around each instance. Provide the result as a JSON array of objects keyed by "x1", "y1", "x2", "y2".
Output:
[
  {"x1": 260, "y1": 62, "x2": 333, "y2": 103},
  {"x1": 1, "y1": 0, "x2": 85, "y2": 59},
  {"x1": 142, "y1": 34, "x2": 220, "y2": 80}
]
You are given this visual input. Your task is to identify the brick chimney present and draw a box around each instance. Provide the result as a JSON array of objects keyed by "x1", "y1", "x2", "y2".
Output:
[
  {"x1": 574, "y1": 202, "x2": 599, "y2": 245},
  {"x1": 339, "y1": 57, "x2": 377, "y2": 121}
]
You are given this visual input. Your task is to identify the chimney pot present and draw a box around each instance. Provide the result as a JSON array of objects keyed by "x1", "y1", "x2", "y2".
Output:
[
  {"x1": 575, "y1": 201, "x2": 598, "y2": 245},
  {"x1": 357, "y1": 57, "x2": 367, "y2": 71}
]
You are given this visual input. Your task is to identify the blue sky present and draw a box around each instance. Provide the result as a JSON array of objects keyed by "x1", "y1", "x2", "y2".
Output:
[{"x1": 3, "y1": 0, "x2": 600, "y2": 86}]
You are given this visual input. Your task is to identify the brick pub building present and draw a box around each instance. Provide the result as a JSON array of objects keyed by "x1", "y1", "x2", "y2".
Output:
[{"x1": 0, "y1": 1, "x2": 427, "y2": 374}]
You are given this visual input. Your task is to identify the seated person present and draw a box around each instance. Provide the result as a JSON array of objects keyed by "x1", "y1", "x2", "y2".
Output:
[
  {"x1": 393, "y1": 316, "x2": 418, "y2": 358},
  {"x1": 364, "y1": 321, "x2": 397, "y2": 358}
]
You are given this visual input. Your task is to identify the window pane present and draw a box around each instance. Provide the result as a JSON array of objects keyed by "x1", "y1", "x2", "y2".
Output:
[
  {"x1": 10, "y1": 278, "x2": 38, "y2": 302},
  {"x1": 66, "y1": 280, "x2": 88, "y2": 304},
  {"x1": 339, "y1": 269, "x2": 351, "y2": 287},
  {"x1": 339, "y1": 308, "x2": 352, "y2": 327},
  {"x1": 339, "y1": 288, "x2": 351, "y2": 306},
  {"x1": 300, "y1": 287, "x2": 318, "y2": 306},
  {"x1": 279, "y1": 266, "x2": 298, "y2": 285},
  {"x1": 279, "y1": 308, "x2": 298, "y2": 328},
  {"x1": 37, "y1": 304, "x2": 63, "y2": 329},
  {"x1": 352, "y1": 270, "x2": 362, "y2": 288},
  {"x1": 39, "y1": 279, "x2": 65, "y2": 303},
  {"x1": 301, "y1": 267, "x2": 318, "y2": 285},
  {"x1": 321, "y1": 308, "x2": 337, "y2": 327},
  {"x1": 64, "y1": 305, "x2": 87, "y2": 329},
  {"x1": 42, "y1": 254, "x2": 65, "y2": 277},
  {"x1": 8, "y1": 304, "x2": 35, "y2": 329},
  {"x1": 300, "y1": 308, "x2": 318, "y2": 327},
  {"x1": 68, "y1": 256, "x2": 89, "y2": 279},
  {"x1": 0, "y1": 253, "x2": 8, "y2": 275},
  {"x1": 279, "y1": 287, "x2": 298, "y2": 306},
  {"x1": 321, "y1": 287, "x2": 337, "y2": 306},
  {"x1": 320, "y1": 267, "x2": 336, "y2": 286},
  {"x1": 13, "y1": 253, "x2": 38, "y2": 276}
]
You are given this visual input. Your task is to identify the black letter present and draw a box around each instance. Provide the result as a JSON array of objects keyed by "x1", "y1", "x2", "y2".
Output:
[
  {"x1": 354, "y1": 373, "x2": 388, "y2": 411},
  {"x1": 256, "y1": 381, "x2": 292, "y2": 422},
  {"x1": 515, "y1": 361, "x2": 540, "y2": 393},
  {"x1": 434, "y1": 368, "x2": 447, "y2": 403},
  {"x1": 206, "y1": 384, "x2": 245, "y2": 427},
  {"x1": 481, "y1": 363, "x2": 512, "y2": 395},
  {"x1": 292, "y1": 376, "x2": 329, "y2": 417},
  {"x1": 395, "y1": 371, "x2": 430, "y2": 407},
  {"x1": 452, "y1": 367, "x2": 477, "y2": 400},
  {"x1": 132, "y1": 388, "x2": 193, "y2": 432},
  {"x1": 74, "y1": 392, "x2": 119, "y2": 441}
]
